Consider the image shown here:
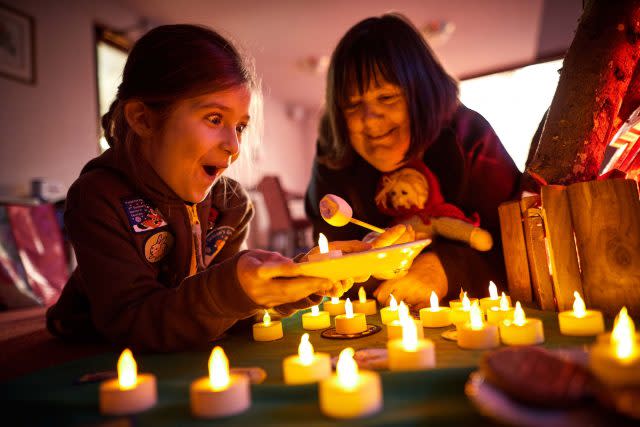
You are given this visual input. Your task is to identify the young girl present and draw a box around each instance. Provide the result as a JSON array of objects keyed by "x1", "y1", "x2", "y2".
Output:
[{"x1": 46, "y1": 24, "x2": 359, "y2": 352}]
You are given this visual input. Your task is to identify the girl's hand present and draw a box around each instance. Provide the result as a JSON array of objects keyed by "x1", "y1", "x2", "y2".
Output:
[
  {"x1": 302, "y1": 240, "x2": 372, "y2": 297},
  {"x1": 237, "y1": 250, "x2": 336, "y2": 307},
  {"x1": 373, "y1": 252, "x2": 447, "y2": 309}
]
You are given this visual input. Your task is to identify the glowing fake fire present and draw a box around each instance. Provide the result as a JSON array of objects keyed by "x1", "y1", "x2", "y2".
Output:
[
  {"x1": 398, "y1": 301, "x2": 410, "y2": 323},
  {"x1": 469, "y1": 301, "x2": 484, "y2": 330},
  {"x1": 358, "y1": 287, "x2": 367, "y2": 303},
  {"x1": 499, "y1": 293, "x2": 510, "y2": 310},
  {"x1": 430, "y1": 291, "x2": 439, "y2": 312},
  {"x1": 318, "y1": 233, "x2": 329, "y2": 254},
  {"x1": 336, "y1": 347, "x2": 358, "y2": 390},
  {"x1": 117, "y1": 348, "x2": 137, "y2": 390},
  {"x1": 331, "y1": 297, "x2": 339, "y2": 304},
  {"x1": 572, "y1": 291, "x2": 586, "y2": 318},
  {"x1": 401, "y1": 315, "x2": 419, "y2": 351},
  {"x1": 208, "y1": 346, "x2": 230, "y2": 391},
  {"x1": 311, "y1": 305, "x2": 320, "y2": 316},
  {"x1": 489, "y1": 281, "x2": 498, "y2": 299},
  {"x1": 459, "y1": 288, "x2": 465, "y2": 301},
  {"x1": 611, "y1": 307, "x2": 637, "y2": 361},
  {"x1": 298, "y1": 333, "x2": 314, "y2": 366},
  {"x1": 263, "y1": 309, "x2": 271, "y2": 326},
  {"x1": 345, "y1": 298, "x2": 354, "y2": 318},
  {"x1": 513, "y1": 302, "x2": 526, "y2": 326},
  {"x1": 389, "y1": 294, "x2": 398, "y2": 311},
  {"x1": 462, "y1": 292, "x2": 471, "y2": 311}
]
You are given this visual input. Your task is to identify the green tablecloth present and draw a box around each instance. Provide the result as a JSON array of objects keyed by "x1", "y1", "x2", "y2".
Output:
[{"x1": 0, "y1": 307, "x2": 600, "y2": 426}]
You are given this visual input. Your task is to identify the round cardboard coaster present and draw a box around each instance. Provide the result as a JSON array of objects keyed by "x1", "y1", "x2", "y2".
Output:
[
  {"x1": 441, "y1": 328, "x2": 458, "y2": 341},
  {"x1": 321, "y1": 324, "x2": 382, "y2": 339}
]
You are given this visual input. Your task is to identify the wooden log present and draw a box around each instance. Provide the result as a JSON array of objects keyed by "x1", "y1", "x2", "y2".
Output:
[
  {"x1": 520, "y1": 196, "x2": 556, "y2": 310},
  {"x1": 498, "y1": 200, "x2": 533, "y2": 304},
  {"x1": 541, "y1": 185, "x2": 584, "y2": 311},
  {"x1": 566, "y1": 179, "x2": 640, "y2": 317}
]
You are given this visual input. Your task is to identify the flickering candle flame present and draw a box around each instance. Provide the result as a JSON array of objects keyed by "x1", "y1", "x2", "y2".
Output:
[
  {"x1": 298, "y1": 333, "x2": 314, "y2": 366},
  {"x1": 117, "y1": 348, "x2": 137, "y2": 390},
  {"x1": 611, "y1": 307, "x2": 637, "y2": 361},
  {"x1": 331, "y1": 296, "x2": 339, "y2": 304},
  {"x1": 311, "y1": 305, "x2": 319, "y2": 316},
  {"x1": 459, "y1": 288, "x2": 465, "y2": 302},
  {"x1": 462, "y1": 292, "x2": 471, "y2": 311},
  {"x1": 572, "y1": 291, "x2": 586, "y2": 318},
  {"x1": 263, "y1": 309, "x2": 271, "y2": 326},
  {"x1": 389, "y1": 294, "x2": 398, "y2": 310},
  {"x1": 469, "y1": 301, "x2": 484, "y2": 330},
  {"x1": 345, "y1": 298, "x2": 354, "y2": 318},
  {"x1": 358, "y1": 287, "x2": 367, "y2": 303},
  {"x1": 513, "y1": 302, "x2": 526, "y2": 326},
  {"x1": 489, "y1": 281, "x2": 498, "y2": 299},
  {"x1": 401, "y1": 316, "x2": 418, "y2": 352},
  {"x1": 336, "y1": 348, "x2": 358, "y2": 390},
  {"x1": 430, "y1": 291, "x2": 439, "y2": 311},
  {"x1": 499, "y1": 293, "x2": 509, "y2": 310},
  {"x1": 318, "y1": 233, "x2": 329, "y2": 254},
  {"x1": 208, "y1": 346, "x2": 230, "y2": 391},
  {"x1": 398, "y1": 301, "x2": 410, "y2": 322}
]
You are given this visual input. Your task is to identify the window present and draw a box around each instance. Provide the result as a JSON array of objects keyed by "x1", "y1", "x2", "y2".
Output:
[
  {"x1": 95, "y1": 26, "x2": 130, "y2": 153},
  {"x1": 459, "y1": 58, "x2": 564, "y2": 172}
]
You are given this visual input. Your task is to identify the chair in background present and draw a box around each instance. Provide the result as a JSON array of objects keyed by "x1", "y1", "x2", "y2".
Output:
[{"x1": 256, "y1": 175, "x2": 312, "y2": 257}]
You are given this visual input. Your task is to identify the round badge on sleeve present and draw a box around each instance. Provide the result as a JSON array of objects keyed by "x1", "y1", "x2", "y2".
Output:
[{"x1": 144, "y1": 231, "x2": 174, "y2": 263}]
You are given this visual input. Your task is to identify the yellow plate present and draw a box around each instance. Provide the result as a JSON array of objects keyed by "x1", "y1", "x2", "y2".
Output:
[{"x1": 297, "y1": 238, "x2": 431, "y2": 281}]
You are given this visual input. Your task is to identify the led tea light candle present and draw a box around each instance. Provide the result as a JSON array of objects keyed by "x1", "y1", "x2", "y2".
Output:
[
  {"x1": 387, "y1": 314, "x2": 435, "y2": 371},
  {"x1": 450, "y1": 292, "x2": 478, "y2": 326},
  {"x1": 353, "y1": 286, "x2": 377, "y2": 315},
  {"x1": 253, "y1": 310, "x2": 283, "y2": 341},
  {"x1": 457, "y1": 301, "x2": 500, "y2": 350},
  {"x1": 420, "y1": 291, "x2": 452, "y2": 328},
  {"x1": 335, "y1": 298, "x2": 367, "y2": 334},
  {"x1": 99, "y1": 349, "x2": 157, "y2": 415},
  {"x1": 589, "y1": 307, "x2": 640, "y2": 387},
  {"x1": 498, "y1": 302, "x2": 544, "y2": 346},
  {"x1": 190, "y1": 346, "x2": 250, "y2": 418},
  {"x1": 319, "y1": 347, "x2": 382, "y2": 418},
  {"x1": 380, "y1": 294, "x2": 400, "y2": 325},
  {"x1": 283, "y1": 334, "x2": 332, "y2": 385},
  {"x1": 308, "y1": 233, "x2": 343, "y2": 262},
  {"x1": 486, "y1": 293, "x2": 514, "y2": 325},
  {"x1": 449, "y1": 289, "x2": 478, "y2": 310},
  {"x1": 558, "y1": 291, "x2": 605, "y2": 336},
  {"x1": 480, "y1": 281, "x2": 511, "y2": 312},
  {"x1": 387, "y1": 301, "x2": 423, "y2": 341},
  {"x1": 323, "y1": 297, "x2": 346, "y2": 316},
  {"x1": 302, "y1": 304, "x2": 331, "y2": 330}
]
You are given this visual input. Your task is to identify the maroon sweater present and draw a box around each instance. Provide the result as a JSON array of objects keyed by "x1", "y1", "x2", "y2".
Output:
[{"x1": 46, "y1": 143, "x2": 262, "y2": 352}]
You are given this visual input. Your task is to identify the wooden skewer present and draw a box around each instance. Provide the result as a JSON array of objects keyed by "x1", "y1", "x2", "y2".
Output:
[{"x1": 349, "y1": 217, "x2": 385, "y2": 234}]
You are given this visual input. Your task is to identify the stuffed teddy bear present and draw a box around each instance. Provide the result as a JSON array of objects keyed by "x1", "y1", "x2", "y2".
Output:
[{"x1": 374, "y1": 161, "x2": 493, "y2": 251}]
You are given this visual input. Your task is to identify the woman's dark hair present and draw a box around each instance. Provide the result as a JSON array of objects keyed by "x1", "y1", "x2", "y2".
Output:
[
  {"x1": 101, "y1": 24, "x2": 259, "y2": 150},
  {"x1": 320, "y1": 13, "x2": 459, "y2": 169}
]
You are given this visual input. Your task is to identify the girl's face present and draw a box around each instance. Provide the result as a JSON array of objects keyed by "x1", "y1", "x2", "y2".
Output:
[
  {"x1": 342, "y1": 75, "x2": 411, "y2": 172},
  {"x1": 144, "y1": 85, "x2": 251, "y2": 203}
]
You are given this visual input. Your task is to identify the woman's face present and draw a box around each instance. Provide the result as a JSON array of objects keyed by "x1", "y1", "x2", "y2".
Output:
[
  {"x1": 343, "y1": 75, "x2": 411, "y2": 172},
  {"x1": 144, "y1": 85, "x2": 251, "y2": 203}
]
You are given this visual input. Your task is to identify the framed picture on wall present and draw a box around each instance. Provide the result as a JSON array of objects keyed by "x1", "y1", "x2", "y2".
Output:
[{"x1": 0, "y1": 3, "x2": 35, "y2": 84}]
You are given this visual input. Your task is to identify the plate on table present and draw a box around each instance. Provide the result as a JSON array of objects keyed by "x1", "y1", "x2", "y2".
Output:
[{"x1": 297, "y1": 238, "x2": 431, "y2": 281}]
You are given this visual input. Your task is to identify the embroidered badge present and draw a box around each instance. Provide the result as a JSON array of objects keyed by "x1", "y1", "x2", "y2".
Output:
[
  {"x1": 144, "y1": 230, "x2": 174, "y2": 263},
  {"x1": 204, "y1": 225, "x2": 234, "y2": 264},
  {"x1": 122, "y1": 197, "x2": 168, "y2": 233}
]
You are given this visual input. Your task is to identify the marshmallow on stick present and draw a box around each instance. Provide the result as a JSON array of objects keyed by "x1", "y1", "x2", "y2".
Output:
[{"x1": 320, "y1": 194, "x2": 385, "y2": 234}]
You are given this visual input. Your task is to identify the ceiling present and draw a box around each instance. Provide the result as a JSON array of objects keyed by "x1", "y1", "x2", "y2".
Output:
[{"x1": 114, "y1": 0, "x2": 583, "y2": 110}]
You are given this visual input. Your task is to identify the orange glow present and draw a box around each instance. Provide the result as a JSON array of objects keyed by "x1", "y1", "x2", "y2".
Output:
[
  {"x1": 336, "y1": 348, "x2": 358, "y2": 390},
  {"x1": 611, "y1": 307, "x2": 637, "y2": 361},
  {"x1": 429, "y1": 291, "x2": 439, "y2": 311},
  {"x1": 331, "y1": 296, "x2": 339, "y2": 304},
  {"x1": 117, "y1": 348, "x2": 137, "y2": 390},
  {"x1": 318, "y1": 233, "x2": 329, "y2": 254},
  {"x1": 462, "y1": 292, "x2": 471, "y2": 311},
  {"x1": 311, "y1": 305, "x2": 320, "y2": 316},
  {"x1": 499, "y1": 293, "x2": 510, "y2": 310},
  {"x1": 489, "y1": 281, "x2": 498, "y2": 299},
  {"x1": 298, "y1": 333, "x2": 314, "y2": 366},
  {"x1": 401, "y1": 316, "x2": 418, "y2": 351},
  {"x1": 469, "y1": 301, "x2": 484, "y2": 330},
  {"x1": 345, "y1": 298, "x2": 354, "y2": 318},
  {"x1": 513, "y1": 302, "x2": 526, "y2": 326},
  {"x1": 358, "y1": 286, "x2": 367, "y2": 303},
  {"x1": 572, "y1": 291, "x2": 586, "y2": 318},
  {"x1": 208, "y1": 346, "x2": 230, "y2": 391},
  {"x1": 389, "y1": 294, "x2": 398, "y2": 311},
  {"x1": 263, "y1": 309, "x2": 271, "y2": 326}
]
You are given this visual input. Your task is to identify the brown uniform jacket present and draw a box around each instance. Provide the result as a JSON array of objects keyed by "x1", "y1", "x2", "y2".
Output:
[{"x1": 46, "y1": 143, "x2": 261, "y2": 352}]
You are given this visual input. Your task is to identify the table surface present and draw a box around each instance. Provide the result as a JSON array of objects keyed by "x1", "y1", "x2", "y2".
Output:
[{"x1": 0, "y1": 305, "x2": 618, "y2": 426}]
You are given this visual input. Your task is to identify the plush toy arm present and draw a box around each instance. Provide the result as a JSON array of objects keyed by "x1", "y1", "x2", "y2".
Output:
[{"x1": 431, "y1": 217, "x2": 493, "y2": 251}]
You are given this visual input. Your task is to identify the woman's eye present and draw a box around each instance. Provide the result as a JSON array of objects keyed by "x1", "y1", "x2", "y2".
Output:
[
  {"x1": 236, "y1": 123, "x2": 247, "y2": 134},
  {"x1": 379, "y1": 94, "x2": 398, "y2": 102},
  {"x1": 206, "y1": 114, "x2": 223, "y2": 126}
]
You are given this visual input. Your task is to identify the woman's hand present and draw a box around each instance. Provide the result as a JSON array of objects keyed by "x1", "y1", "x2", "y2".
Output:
[
  {"x1": 364, "y1": 224, "x2": 419, "y2": 280},
  {"x1": 302, "y1": 239, "x2": 372, "y2": 297},
  {"x1": 373, "y1": 252, "x2": 448, "y2": 309},
  {"x1": 237, "y1": 249, "x2": 336, "y2": 307}
]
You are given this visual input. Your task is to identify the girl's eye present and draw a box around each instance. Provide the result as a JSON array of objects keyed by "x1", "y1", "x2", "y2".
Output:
[
  {"x1": 379, "y1": 94, "x2": 399, "y2": 102},
  {"x1": 206, "y1": 114, "x2": 223, "y2": 126},
  {"x1": 236, "y1": 123, "x2": 248, "y2": 134}
]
